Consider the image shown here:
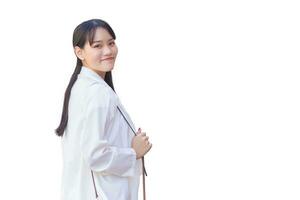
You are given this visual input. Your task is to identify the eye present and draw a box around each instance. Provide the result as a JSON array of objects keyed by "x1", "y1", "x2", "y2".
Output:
[
  {"x1": 94, "y1": 44, "x2": 102, "y2": 48},
  {"x1": 109, "y1": 41, "x2": 115, "y2": 46}
]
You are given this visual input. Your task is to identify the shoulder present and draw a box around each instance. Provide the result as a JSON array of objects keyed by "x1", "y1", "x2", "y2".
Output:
[{"x1": 85, "y1": 82, "x2": 117, "y2": 109}]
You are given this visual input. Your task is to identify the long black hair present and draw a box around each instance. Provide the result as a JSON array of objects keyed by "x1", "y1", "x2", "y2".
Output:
[{"x1": 55, "y1": 19, "x2": 116, "y2": 137}]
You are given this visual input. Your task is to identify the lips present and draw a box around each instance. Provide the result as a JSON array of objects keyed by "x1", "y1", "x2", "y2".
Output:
[{"x1": 101, "y1": 57, "x2": 114, "y2": 61}]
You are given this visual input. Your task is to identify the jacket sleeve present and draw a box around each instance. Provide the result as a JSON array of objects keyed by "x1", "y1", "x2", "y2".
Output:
[{"x1": 80, "y1": 85, "x2": 137, "y2": 177}]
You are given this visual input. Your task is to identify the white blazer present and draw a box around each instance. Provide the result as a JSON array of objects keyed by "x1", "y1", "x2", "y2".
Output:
[{"x1": 61, "y1": 66, "x2": 142, "y2": 200}]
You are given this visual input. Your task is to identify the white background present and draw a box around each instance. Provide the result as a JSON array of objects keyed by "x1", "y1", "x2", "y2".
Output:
[{"x1": 0, "y1": 0, "x2": 299, "y2": 199}]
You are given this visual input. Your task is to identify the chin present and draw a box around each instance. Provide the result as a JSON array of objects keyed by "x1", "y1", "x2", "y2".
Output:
[
  {"x1": 96, "y1": 65, "x2": 114, "y2": 72},
  {"x1": 106, "y1": 65, "x2": 114, "y2": 71}
]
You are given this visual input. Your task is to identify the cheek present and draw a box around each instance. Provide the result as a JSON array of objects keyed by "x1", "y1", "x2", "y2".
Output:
[
  {"x1": 113, "y1": 47, "x2": 118, "y2": 55},
  {"x1": 91, "y1": 51, "x2": 103, "y2": 58}
]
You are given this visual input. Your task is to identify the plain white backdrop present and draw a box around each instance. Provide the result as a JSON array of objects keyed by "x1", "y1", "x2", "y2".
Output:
[{"x1": 0, "y1": 0, "x2": 299, "y2": 199}]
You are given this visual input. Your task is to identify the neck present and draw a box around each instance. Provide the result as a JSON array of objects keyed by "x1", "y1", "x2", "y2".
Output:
[{"x1": 96, "y1": 71, "x2": 106, "y2": 80}]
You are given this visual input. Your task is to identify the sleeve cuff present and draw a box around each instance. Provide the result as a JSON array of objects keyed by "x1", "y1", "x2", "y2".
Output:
[{"x1": 124, "y1": 147, "x2": 138, "y2": 177}]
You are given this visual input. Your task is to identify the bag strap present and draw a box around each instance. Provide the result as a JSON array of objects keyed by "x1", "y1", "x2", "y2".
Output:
[
  {"x1": 91, "y1": 170, "x2": 98, "y2": 199},
  {"x1": 91, "y1": 105, "x2": 147, "y2": 200},
  {"x1": 117, "y1": 106, "x2": 148, "y2": 176}
]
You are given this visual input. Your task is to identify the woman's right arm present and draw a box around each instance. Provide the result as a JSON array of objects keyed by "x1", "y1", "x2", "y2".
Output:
[{"x1": 80, "y1": 85, "x2": 137, "y2": 177}]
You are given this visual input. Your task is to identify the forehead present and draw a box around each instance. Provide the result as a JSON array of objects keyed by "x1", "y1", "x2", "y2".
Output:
[{"x1": 91, "y1": 27, "x2": 113, "y2": 42}]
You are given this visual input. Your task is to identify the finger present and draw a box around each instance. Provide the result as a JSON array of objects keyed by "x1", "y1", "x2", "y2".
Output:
[
  {"x1": 144, "y1": 136, "x2": 149, "y2": 140},
  {"x1": 136, "y1": 128, "x2": 142, "y2": 135}
]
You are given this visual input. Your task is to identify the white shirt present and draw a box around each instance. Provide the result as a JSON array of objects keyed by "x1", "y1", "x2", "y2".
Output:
[{"x1": 61, "y1": 66, "x2": 142, "y2": 200}]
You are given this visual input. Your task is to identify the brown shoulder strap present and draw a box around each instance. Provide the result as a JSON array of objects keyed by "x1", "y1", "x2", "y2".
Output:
[{"x1": 91, "y1": 170, "x2": 98, "y2": 199}]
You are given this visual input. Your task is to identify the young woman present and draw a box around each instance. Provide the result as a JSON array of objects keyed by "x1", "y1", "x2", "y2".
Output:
[{"x1": 55, "y1": 19, "x2": 152, "y2": 200}]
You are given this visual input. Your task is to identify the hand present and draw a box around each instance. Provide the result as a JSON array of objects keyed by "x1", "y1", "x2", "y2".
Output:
[{"x1": 131, "y1": 128, "x2": 152, "y2": 159}]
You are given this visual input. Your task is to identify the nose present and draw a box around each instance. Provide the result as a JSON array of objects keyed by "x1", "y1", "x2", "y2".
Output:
[{"x1": 103, "y1": 45, "x2": 112, "y2": 55}]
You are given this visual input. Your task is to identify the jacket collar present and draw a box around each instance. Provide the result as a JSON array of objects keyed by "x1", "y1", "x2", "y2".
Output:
[{"x1": 79, "y1": 66, "x2": 106, "y2": 85}]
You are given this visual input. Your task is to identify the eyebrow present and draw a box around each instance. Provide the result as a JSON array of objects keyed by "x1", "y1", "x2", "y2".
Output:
[{"x1": 92, "y1": 38, "x2": 114, "y2": 43}]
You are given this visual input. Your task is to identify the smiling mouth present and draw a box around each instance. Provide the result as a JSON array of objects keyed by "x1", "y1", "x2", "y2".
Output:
[{"x1": 101, "y1": 57, "x2": 114, "y2": 61}]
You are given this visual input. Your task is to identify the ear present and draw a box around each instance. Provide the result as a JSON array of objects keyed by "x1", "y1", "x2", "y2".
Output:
[{"x1": 74, "y1": 46, "x2": 85, "y2": 61}]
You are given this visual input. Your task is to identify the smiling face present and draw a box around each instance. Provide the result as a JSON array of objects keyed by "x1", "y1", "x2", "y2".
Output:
[{"x1": 74, "y1": 27, "x2": 118, "y2": 79}]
